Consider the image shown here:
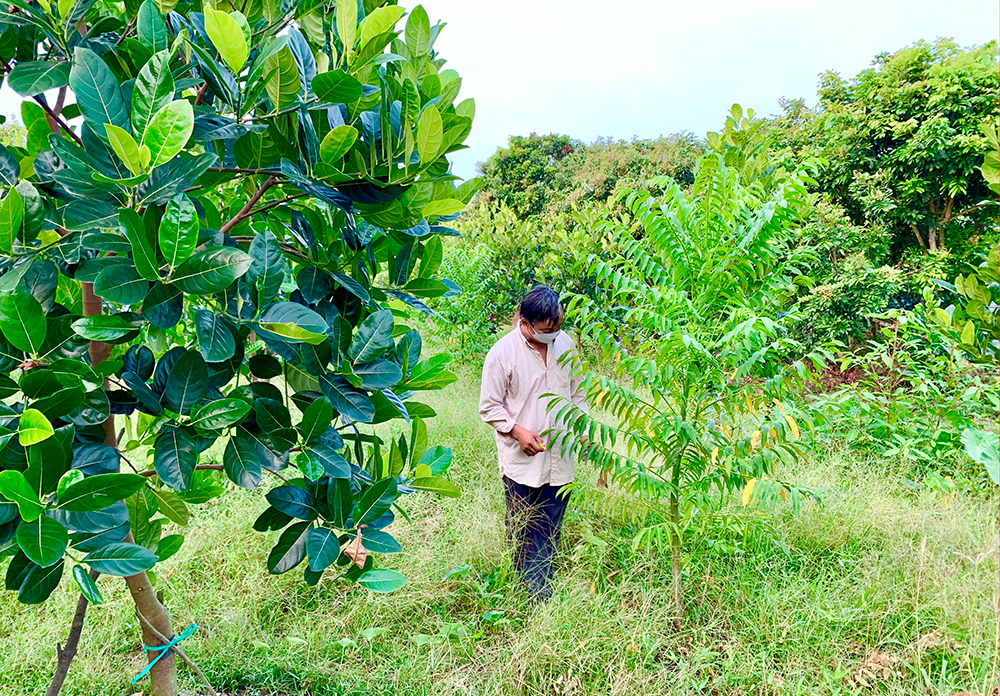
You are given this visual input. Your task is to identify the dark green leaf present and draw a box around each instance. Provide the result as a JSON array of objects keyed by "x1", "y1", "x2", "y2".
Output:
[
  {"x1": 155, "y1": 534, "x2": 184, "y2": 562},
  {"x1": 223, "y1": 433, "x2": 262, "y2": 489},
  {"x1": 71, "y1": 444, "x2": 120, "y2": 476},
  {"x1": 326, "y1": 477, "x2": 352, "y2": 528},
  {"x1": 190, "y1": 398, "x2": 250, "y2": 430},
  {"x1": 163, "y1": 351, "x2": 208, "y2": 414},
  {"x1": 247, "y1": 229, "x2": 284, "y2": 310},
  {"x1": 71, "y1": 315, "x2": 139, "y2": 343},
  {"x1": 120, "y1": 208, "x2": 160, "y2": 281},
  {"x1": 353, "y1": 359, "x2": 402, "y2": 390},
  {"x1": 355, "y1": 477, "x2": 398, "y2": 527},
  {"x1": 153, "y1": 427, "x2": 197, "y2": 490},
  {"x1": 172, "y1": 247, "x2": 252, "y2": 294},
  {"x1": 142, "y1": 282, "x2": 183, "y2": 328},
  {"x1": 304, "y1": 442, "x2": 350, "y2": 479},
  {"x1": 69, "y1": 47, "x2": 128, "y2": 129},
  {"x1": 358, "y1": 528, "x2": 402, "y2": 554},
  {"x1": 93, "y1": 263, "x2": 149, "y2": 305},
  {"x1": 18, "y1": 558, "x2": 64, "y2": 604},
  {"x1": 265, "y1": 485, "x2": 317, "y2": 520},
  {"x1": 159, "y1": 193, "x2": 198, "y2": 270},
  {"x1": 16, "y1": 515, "x2": 68, "y2": 567},
  {"x1": 82, "y1": 542, "x2": 157, "y2": 576},
  {"x1": 72, "y1": 565, "x2": 103, "y2": 604},
  {"x1": 193, "y1": 309, "x2": 235, "y2": 362},
  {"x1": 137, "y1": 1, "x2": 169, "y2": 52},
  {"x1": 349, "y1": 309, "x2": 394, "y2": 362},
  {"x1": 298, "y1": 396, "x2": 333, "y2": 443},
  {"x1": 266, "y1": 521, "x2": 309, "y2": 574},
  {"x1": 320, "y1": 373, "x2": 375, "y2": 423},
  {"x1": 57, "y1": 473, "x2": 147, "y2": 512},
  {"x1": 306, "y1": 526, "x2": 341, "y2": 571},
  {"x1": 248, "y1": 354, "x2": 282, "y2": 379},
  {"x1": 7, "y1": 61, "x2": 71, "y2": 97}
]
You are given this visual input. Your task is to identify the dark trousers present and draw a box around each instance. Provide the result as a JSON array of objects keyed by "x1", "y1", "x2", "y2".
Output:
[{"x1": 502, "y1": 475, "x2": 570, "y2": 600}]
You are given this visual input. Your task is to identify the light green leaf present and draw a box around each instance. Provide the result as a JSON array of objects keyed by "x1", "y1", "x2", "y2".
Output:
[
  {"x1": 319, "y1": 125, "x2": 358, "y2": 163},
  {"x1": 0, "y1": 186, "x2": 24, "y2": 256},
  {"x1": 105, "y1": 124, "x2": 145, "y2": 176},
  {"x1": 356, "y1": 568, "x2": 407, "y2": 593},
  {"x1": 335, "y1": 0, "x2": 357, "y2": 63},
  {"x1": 0, "y1": 291, "x2": 46, "y2": 354},
  {"x1": 18, "y1": 408, "x2": 54, "y2": 446},
  {"x1": 0, "y1": 470, "x2": 44, "y2": 522},
  {"x1": 409, "y1": 476, "x2": 460, "y2": 498},
  {"x1": 359, "y1": 5, "x2": 405, "y2": 47},
  {"x1": 141, "y1": 100, "x2": 194, "y2": 169},
  {"x1": 190, "y1": 398, "x2": 251, "y2": 430},
  {"x1": 421, "y1": 198, "x2": 465, "y2": 220},
  {"x1": 204, "y1": 8, "x2": 249, "y2": 74},
  {"x1": 416, "y1": 104, "x2": 442, "y2": 165},
  {"x1": 264, "y1": 46, "x2": 299, "y2": 112},
  {"x1": 405, "y1": 5, "x2": 430, "y2": 56}
]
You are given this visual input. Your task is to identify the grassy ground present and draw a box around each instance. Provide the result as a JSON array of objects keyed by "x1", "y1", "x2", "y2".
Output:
[{"x1": 1, "y1": 355, "x2": 997, "y2": 696}]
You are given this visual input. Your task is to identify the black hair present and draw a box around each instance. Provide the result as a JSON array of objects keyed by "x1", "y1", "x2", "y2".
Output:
[{"x1": 519, "y1": 285, "x2": 562, "y2": 325}]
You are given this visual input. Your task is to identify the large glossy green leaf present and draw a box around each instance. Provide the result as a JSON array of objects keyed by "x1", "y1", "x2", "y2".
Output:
[
  {"x1": 56, "y1": 473, "x2": 147, "y2": 512},
  {"x1": 120, "y1": 208, "x2": 160, "y2": 281},
  {"x1": 266, "y1": 521, "x2": 309, "y2": 574},
  {"x1": 205, "y1": 8, "x2": 249, "y2": 73},
  {"x1": 258, "y1": 302, "x2": 328, "y2": 345},
  {"x1": 304, "y1": 442, "x2": 350, "y2": 479},
  {"x1": 70, "y1": 47, "x2": 129, "y2": 129},
  {"x1": 311, "y1": 71, "x2": 363, "y2": 104},
  {"x1": 190, "y1": 398, "x2": 251, "y2": 430},
  {"x1": 359, "y1": 5, "x2": 405, "y2": 47},
  {"x1": 247, "y1": 228, "x2": 284, "y2": 309},
  {"x1": 416, "y1": 104, "x2": 443, "y2": 165},
  {"x1": 264, "y1": 46, "x2": 299, "y2": 112},
  {"x1": 16, "y1": 515, "x2": 68, "y2": 567},
  {"x1": 298, "y1": 397, "x2": 333, "y2": 443},
  {"x1": 265, "y1": 485, "x2": 317, "y2": 520},
  {"x1": 222, "y1": 432, "x2": 261, "y2": 489},
  {"x1": 18, "y1": 558, "x2": 64, "y2": 604},
  {"x1": 172, "y1": 247, "x2": 252, "y2": 294},
  {"x1": 0, "y1": 292, "x2": 46, "y2": 354},
  {"x1": 335, "y1": 0, "x2": 357, "y2": 61},
  {"x1": 193, "y1": 310, "x2": 235, "y2": 362},
  {"x1": 349, "y1": 309, "x2": 394, "y2": 362},
  {"x1": 417, "y1": 445, "x2": 453, "y2": 475},
  {"x1": 71, "y1": 315, "x2": 139, "y2": 342},
  {"x1": 93, "y1": 264, "x2": 149, "y2": 305},
  {"x1": 410, "y1": 476, "x2": 460, "y2": 498},
  {"x1": 356, "y1": 568, "x2": 406, "y2": 593},
  {"x1": 141, "y1": 100, "x2": 194, "y2": 168},
  {"x1": 82, "y1": 542, "x2": 157, "y2": 576},
  {"x1": 320, "y1": 373, "x2": 375, "y2": 423},
  {"x1": 132, "y1": 50, "x2": 174, "y2": 142},
  {"x1": 0, "y1": 186, "x2": 23, "y2": 255},
  {"x1": 7, "y1": 61, "x2": 72, "y2": 97},
  {"x1": 153, "y1": 427, "x2": 197, "y2": 490},
  {"x1": 319, "y1": 125, "x2": 358, "y2": 163},
  {"x1": 18, "y1": 408, "x2": 53, "y2": 446},
  {"x1": 353, "y1": 359, "x2": 403, "y2": 390},
  {"x1": 0, "y1": 470, "x2": 43, "y2": 521},
  {"x1": 163, "y1": 351, "x2": 207, "y2": 414},
  {"x1": 306, "y1": 526, "x2": 341, "y2": 571},
  {"x1": 104, "y1": 124, "x2": 146, "y2": 176},
  {"x1": 354, "y1": 477, "x2": 397, "y2": 526},
  {"x1": 405, "y1": 5, "x2": 430, "y2": 55},
  {"x1": 159, "y1": 193, "x2": 198, "y2": 269},
  {"x1": 72, "y1": 565, "x2": 103, "y2": 604},
  {"x1": 137, "y1": 0, "x2": 168, "y2": 51}
]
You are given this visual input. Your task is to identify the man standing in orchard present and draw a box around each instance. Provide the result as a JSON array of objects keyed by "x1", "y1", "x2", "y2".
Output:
[{"x1": 479, "y1": 285, "x2": 589, "y2": 602}]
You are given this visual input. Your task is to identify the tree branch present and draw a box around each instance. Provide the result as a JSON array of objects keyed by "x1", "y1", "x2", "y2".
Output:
[
  {"x1": 219, "y1": 175, "x2": 277, "y2": 235},
  {"x1": 44, "y1": 569, "x2": 99, "y2": 696},
  {"x1": 952, "y1": 199, "x2": 997, "y2": 219},
  {"x1": 0, "y1": 58, "x2": 82, "y2": 146}
]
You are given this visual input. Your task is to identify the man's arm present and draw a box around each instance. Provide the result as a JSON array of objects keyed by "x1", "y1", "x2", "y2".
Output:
[{"x1": 479, "y1": 349, "x2": 544, "y2": 456}]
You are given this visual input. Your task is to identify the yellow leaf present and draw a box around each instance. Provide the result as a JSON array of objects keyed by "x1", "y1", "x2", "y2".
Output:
[
  {"x1": 741, "y1": 478, "x2": 756, "y2": 507},
  {"x1": 784, "y1": 415, "x2": 800, "y2": 440},
  {"x1": 769, "y1": 426, "x2": 777, "y2": 442},
  {"x1": 772, "y1": 398, "x2": 786, "y2": 415},
  {"x1": 779, "y1": 488, "x2": 787, "y2": 501},
  {"x1": 750, "y1": 430, "x2": 760, "y2": 451},
  {"x1": 711, "y1": 446, "x2": 719, "y2": 466},
  {"x1": 721, "y1": 424, "x2": 732, "y2": 442},
  {"x1": 745, "y1": 393, "x2": 754, "y2": 414}
]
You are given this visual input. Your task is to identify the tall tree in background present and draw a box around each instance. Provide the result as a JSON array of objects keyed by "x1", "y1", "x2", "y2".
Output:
[{"x1": 811, "y1": 39, "x2": 998, "y2": 255}]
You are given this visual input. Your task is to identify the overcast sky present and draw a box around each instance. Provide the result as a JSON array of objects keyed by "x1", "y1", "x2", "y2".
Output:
[{"x1": 2, "y1": 0, "x2": 997, "y2": 181}]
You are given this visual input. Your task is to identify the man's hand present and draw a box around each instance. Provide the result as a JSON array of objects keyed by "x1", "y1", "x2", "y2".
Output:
[{"x1": 511, "y1": 424, "x2": 545, "y2": 456}]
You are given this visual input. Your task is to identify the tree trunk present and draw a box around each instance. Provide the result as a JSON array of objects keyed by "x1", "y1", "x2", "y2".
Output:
[
  {"x1": 82, "y1": 284, "x2": 178, "y2": 696},
  {"x1": 669, "y1": 460, "x2": 684, "y2": 628},
  {"x1": 45, "y1": 570, "x2": 98, "y2": 696},
  {"x1": 911, "y1": 223, "x2": 926, "y2": 248}
]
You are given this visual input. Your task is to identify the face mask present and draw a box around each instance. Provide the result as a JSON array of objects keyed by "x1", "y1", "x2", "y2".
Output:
[{"x1": 532, "y1": 330, "x2": 559, "y2": 344}]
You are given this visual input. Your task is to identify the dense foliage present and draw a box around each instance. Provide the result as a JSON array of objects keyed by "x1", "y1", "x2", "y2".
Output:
[{"x1": 0, "y1": 1, "x2": 475, "y2": 693}]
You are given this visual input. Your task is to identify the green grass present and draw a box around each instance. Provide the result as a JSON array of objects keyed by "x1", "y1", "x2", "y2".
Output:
[{"x1": 1, "y1": 356, "x2": 997, "y2": 696}]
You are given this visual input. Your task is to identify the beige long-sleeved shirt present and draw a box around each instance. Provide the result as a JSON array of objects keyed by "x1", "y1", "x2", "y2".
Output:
[{"x1": 479, "y1": 328, "x2": 588, "y2": 487}]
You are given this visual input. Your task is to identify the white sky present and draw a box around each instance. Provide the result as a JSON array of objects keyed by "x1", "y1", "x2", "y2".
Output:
[{"x1": 2, "y1": 0, "x2": 997, "y2": 181}]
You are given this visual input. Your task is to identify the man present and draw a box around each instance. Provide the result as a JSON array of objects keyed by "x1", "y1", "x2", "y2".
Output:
[{"x1": 479, "y1": 285, "x2": 589, "y2": 602}]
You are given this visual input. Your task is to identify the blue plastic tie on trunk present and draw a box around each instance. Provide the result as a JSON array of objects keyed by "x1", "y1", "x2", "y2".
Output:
[{"x1": 130, "y1": 623, "x2": 198, "y2": 685}]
